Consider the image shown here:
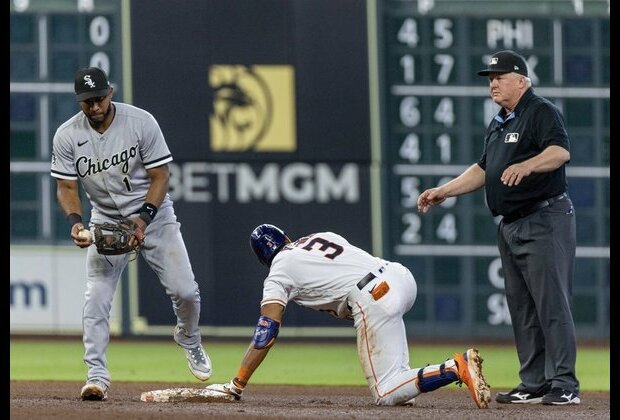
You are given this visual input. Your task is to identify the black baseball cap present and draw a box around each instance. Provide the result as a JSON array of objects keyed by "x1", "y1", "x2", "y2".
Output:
[
  {"x1": 74, "y1": 67, "x2": 111, "y2": 101},
  {"x1": 477, "y1": 50, "x2": 528, "y2": 77}
]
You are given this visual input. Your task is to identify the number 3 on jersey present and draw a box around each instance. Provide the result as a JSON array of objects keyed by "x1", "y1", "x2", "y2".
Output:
[{"x1": 301, "y1": 237, "x2": 343, "y2": 259}]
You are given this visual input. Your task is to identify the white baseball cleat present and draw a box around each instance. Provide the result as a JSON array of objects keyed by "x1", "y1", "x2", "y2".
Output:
[{"x1": 183, "y1": 344, "x2": 212, "y2": 381}]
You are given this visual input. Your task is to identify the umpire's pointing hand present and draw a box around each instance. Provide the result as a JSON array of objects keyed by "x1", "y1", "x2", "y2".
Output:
[{"x1": 417, "y1": 188, "x2": 447, "y2": 214}]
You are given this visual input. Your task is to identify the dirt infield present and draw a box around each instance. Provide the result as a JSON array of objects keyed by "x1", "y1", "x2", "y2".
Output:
[{"x1": 10, "y1": 381, "x2": 609, "y2": 419}]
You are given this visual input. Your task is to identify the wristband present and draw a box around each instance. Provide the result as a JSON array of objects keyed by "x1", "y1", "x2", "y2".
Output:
[
  {"x1": 138, "y1": 202, "x2": 158, "y2": 225},
  {"x1": 67, "y1": 213, "x2": 83, "y2": 226}
]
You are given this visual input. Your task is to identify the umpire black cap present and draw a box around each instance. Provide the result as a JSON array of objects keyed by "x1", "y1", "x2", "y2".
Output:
[
  {"x1": 477, "y1": 50, "x2": 528, "y2": 77},
  {"x1": 74, "y1": 67, "x2": 111, "y2": 101}
]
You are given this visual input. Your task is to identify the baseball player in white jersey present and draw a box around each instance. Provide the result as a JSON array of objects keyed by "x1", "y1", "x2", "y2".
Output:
[
  {"x1": 206, "y1": 224, "x2": 491, "y2": 408},
  {"x1": 50, "y1": 67, "x2": 211, "y2": 401}
]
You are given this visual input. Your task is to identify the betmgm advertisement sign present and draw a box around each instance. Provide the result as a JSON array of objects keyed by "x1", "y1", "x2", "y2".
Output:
[
  {"x1": 130, "y1": 0, "x2": 371, "y2": 332},
  {"x1": 209, "y1": 65, "x2": 296, "y2": 153},
  {"x1": 167, "y1": 63, "x2": 360, "y2": 206}
]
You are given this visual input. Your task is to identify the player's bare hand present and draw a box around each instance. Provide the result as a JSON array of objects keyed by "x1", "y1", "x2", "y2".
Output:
[
  {"x1": 126, "y1": 216, "x2": 147, "y2": 248},
  {"x1": 417, "y1": 188, "x2": 447, "y2": 214},
  {"x1": 71, "y1": 224, "x2": 93, "y2": 248},
  {"x1": 501, "y1": 163, "x2": 532, "y2": 187}
]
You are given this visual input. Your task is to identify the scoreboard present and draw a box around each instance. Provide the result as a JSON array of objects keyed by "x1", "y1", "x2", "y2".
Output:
[
  {"x1": 376, "y1": 0, "x2": 609, "y2": 338},
  {"x1": 10, "y1": 0, "x2": 124, "y2": 240},
  {"x1": 10, "y1": 0, "x2": 609, "y2": 340}
]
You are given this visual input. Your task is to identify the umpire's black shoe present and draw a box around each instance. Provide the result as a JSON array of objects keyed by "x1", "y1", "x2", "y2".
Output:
[
  {"x1": 541, "y1": 388, "x2": 581, "y2": 405},
  {"x1": 495, "y1": 387, "x2": 546, "y2": 404}
]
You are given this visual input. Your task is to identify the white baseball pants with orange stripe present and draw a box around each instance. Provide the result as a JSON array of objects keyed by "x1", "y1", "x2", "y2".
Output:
[{"x1": 348, "y1": 261, "x2": 457, "y2": 405}]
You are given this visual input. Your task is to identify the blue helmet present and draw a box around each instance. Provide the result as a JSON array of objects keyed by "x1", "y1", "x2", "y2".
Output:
[{"x1": 250, "y1": 224, "x2": 289, "y2": 267}]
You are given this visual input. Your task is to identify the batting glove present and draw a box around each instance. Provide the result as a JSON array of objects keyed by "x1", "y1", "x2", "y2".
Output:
[{"x1": 206, "y1": 380, "x2": 244, "y2": 400}]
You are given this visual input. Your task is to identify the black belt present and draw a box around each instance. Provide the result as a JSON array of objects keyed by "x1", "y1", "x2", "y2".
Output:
[
  {"x1": 502, "y1": 193, "x2": 568, "y2": 224},
  {"x1": 357, "y1": 273, "x2": 376, "y2": 290},
  {"x1": 356, "y1": 265, "x2": 388, "y2": 290}
]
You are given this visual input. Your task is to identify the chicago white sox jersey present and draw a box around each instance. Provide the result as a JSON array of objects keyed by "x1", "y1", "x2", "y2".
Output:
[
  {"x1": 261, "y1": 232, "x2": 388, "y2": 319},
  {"x1": 50, "y1": 102, "x2": 173, "y2": 219}
]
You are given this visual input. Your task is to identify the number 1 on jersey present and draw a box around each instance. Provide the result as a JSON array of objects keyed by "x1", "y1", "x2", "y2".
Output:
[{"x1": 122, "y1": 176, "x2": 132, "y2": 191}]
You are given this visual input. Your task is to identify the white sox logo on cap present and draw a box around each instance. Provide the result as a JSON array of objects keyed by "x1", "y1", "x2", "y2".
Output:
[
  {"x1": 84, "y1": 75, "x2": 96, "y2": 88},
  {"x1": 74, "y1": 66, "x2": 111, "y2": 101}
]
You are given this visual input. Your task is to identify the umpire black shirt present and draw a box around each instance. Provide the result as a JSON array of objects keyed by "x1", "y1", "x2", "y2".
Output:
[{"x1": 477, "y1": 88, "x2": 570, "y2": 217}]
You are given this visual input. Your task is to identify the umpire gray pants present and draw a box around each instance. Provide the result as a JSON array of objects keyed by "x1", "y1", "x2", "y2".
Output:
[{"x1": 497, "y1": 196, "x2": 580, "y2": 395}]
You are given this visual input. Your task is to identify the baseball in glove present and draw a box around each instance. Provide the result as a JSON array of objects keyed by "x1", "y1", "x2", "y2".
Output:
[{"x1": 93, "y1": 218, "x2": 145, "y2": 256}]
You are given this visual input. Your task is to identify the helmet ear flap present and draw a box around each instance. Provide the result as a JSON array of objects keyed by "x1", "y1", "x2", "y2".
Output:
[{"x1": 250, "y1": 224, "x2": 289, "y2": 267}]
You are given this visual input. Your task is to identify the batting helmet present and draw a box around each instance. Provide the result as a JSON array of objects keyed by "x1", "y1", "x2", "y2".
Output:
[{"x1": 250, "y1": 224, "x2": 289, "y2": 267}]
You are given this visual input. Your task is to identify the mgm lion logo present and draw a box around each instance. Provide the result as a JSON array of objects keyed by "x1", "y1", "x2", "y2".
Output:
[{"x1": 209, "y1": 65, "x2": 297, "y2": 152}]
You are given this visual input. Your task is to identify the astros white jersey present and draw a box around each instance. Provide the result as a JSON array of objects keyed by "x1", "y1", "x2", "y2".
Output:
[
  {"x1": 261, "y1": 232, "x2": 389, "y2": 319},
  {"x1": 262, "y1": 231, "x2": 423, "y2": 406},
  {"x1": 50, "y1": 102, "x2": 173, "y2": 219}
]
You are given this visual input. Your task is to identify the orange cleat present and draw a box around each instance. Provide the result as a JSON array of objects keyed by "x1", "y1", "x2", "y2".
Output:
[{"x1": 453, "y1": 348, "x2": 491, "y2": 408}]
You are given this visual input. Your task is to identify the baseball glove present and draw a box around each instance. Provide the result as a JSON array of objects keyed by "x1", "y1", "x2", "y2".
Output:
[{"x1": 92, "y1": 219, "x2": 144, "y2": 256}]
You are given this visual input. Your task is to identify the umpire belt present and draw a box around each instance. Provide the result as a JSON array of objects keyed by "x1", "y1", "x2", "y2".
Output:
[{"x1": 502, "y1": 192, "x2": 568, "y2": 224}]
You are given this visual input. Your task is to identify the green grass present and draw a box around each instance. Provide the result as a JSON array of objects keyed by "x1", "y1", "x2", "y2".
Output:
[{"x1": 10, "y1": 338, "x2": 609, "y2": 391}]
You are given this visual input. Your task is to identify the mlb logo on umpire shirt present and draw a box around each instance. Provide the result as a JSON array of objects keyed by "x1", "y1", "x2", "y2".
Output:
[
  {"x1": 209, "y1": 65, "x2": 297, "y2": 152},
  {"x1": 505, "y1": 133, "x2": 519, "y2": 143}
]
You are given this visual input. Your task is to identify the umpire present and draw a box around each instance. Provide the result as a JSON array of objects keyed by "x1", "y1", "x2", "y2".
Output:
[{"x1": 417, "y1": 50, "x2": 580, "y2": 405}]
